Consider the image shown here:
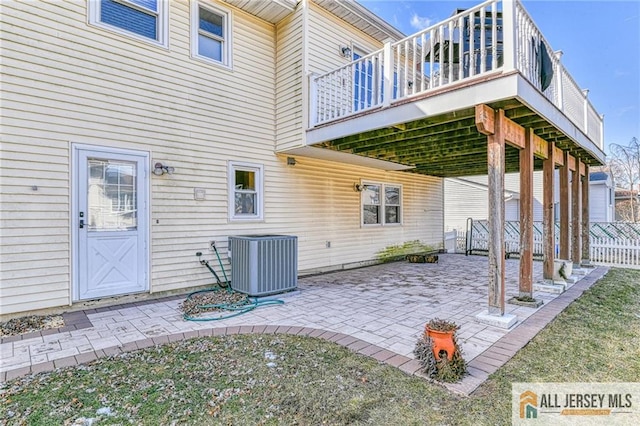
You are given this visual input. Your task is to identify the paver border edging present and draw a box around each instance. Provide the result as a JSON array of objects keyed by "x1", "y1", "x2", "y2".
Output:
[
  {"x1": 445, "y1": 266, "x2": 609, "y2": 396},
  {"x1": 1, "y1": 325, "x2": 426, "y2": 384}
]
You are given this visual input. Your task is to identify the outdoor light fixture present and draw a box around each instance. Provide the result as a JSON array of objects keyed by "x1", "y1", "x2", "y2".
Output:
[
  {"x1": 153, "y1": 162, "x2": 175, "y2": 176},
  {"x1": 340, "y1": 45, "x2": 352, "y2": 59},
  {"x1": 287, "y1": 157, "x2": 296, "y2": 166},
  {"x1": 353, "y1": 183, "x2": 364, "y2": 192}
]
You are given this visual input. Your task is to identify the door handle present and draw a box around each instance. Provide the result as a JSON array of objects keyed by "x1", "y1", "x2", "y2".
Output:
[{"x1": 79, "y1": 219, "x2": 84, "y2": 229}]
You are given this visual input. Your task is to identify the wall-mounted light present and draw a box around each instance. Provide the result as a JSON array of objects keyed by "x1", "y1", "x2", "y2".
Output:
[
  {"x1": 153, "y1": 162, "x2": 175, "y2": 176},
  {"x1": 340, "y1": 45, "x2": 352, "y2": 59},
  {"x1": 354, "y1": 183, "x2": 364, "y2": 192},
  {"x1": 287, "y1": 157, "x2": 296, "y2": 166}
]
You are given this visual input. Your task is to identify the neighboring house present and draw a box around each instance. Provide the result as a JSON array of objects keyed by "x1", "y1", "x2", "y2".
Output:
[
  {"x1": 588, "y1": 171, "x2": 615, "y2": 223},
  {"x1": 444, "y1": 170, "x2": 615, "y2": 231},
  {"x1": 0, "y1": 0, "x2": 606, "y2": 317}
]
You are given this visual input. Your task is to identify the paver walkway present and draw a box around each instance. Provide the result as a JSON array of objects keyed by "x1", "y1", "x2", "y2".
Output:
[{"x1": 0, "y1": 254, "x2": 608, "y2": 395}]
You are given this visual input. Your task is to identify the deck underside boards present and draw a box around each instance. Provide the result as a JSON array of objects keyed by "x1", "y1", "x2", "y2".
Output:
[{"x1": 313, "y1": 99, "x2": 601, "y2": 178}]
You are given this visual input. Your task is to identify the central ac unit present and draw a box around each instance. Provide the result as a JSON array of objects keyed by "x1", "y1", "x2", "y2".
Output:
[{"x1": 229, "y1": 235, "x2": 298, "y2": 297}]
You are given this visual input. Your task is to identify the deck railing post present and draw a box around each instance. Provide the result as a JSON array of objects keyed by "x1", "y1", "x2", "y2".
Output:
[
  {"x1": 582, "y1": 89, "x2": 589, "y2": 134},
  {"x1": 308, "y1": 73, "x2": 318, "y2": 128},
  {"x1": 382, "y1": 41, "x2": 393, "y2": 108},
  {"x1": 501, "y1": 0, "x2": 517, "y2": 73},
  {"x1": 599, "y1": 114, "x2": 605, "y2": 149},
  {"x1": 554, "y1": 50, "x2": 564, "y2": 111}
]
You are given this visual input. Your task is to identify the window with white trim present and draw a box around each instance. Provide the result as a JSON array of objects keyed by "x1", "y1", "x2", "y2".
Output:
[
  {"x1": 229, "y1": 162, "x2": 263, "y2": 221},
  {"x1": 88, "y1": 0, "x2": 168, "y2": 47},
  {"x1": 362, "y1": 183, "x2": 402, "y2": 226},
  {"x1": 192, "y1": 2, "x2": 232, "y2": 67}
]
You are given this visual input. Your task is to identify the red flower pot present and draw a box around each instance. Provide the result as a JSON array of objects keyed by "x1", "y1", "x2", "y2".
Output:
[{"x1": 425, "y1": 327, "x2": 456, "y2": 361}]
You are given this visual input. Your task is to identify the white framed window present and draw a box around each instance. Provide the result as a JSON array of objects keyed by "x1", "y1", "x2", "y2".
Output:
[
  {"x1": 361, "y1": 182, "x2": 402, "y2": 226},
  {"x1": 228, "y1": 161, "x2": 263, "y2": 221},
  {"x1": 88, "y1": 0, "x2": 169, "y2": 48},
  {"x1": 191, "y1": 2, "x2": 232, "y2": 68}
]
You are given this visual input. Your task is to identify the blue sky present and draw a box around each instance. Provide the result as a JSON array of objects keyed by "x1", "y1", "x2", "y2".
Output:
[{"x1": 357, "y1": 0, "x2": 640, "y2": 154}]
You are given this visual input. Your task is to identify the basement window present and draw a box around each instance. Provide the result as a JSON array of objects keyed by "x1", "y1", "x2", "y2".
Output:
[{"x1": 362, "y1": 183, "x2": 402, "y2": 226}]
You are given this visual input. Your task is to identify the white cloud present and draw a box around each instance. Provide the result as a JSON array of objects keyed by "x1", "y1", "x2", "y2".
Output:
[{"x1": 410, "y1": 13, "x2": 432, "y2": 30}]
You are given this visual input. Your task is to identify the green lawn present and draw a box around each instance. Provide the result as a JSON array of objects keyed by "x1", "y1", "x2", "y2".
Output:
[{"x1": 1, "y1": 268, "x2": 639, "y2": 425}]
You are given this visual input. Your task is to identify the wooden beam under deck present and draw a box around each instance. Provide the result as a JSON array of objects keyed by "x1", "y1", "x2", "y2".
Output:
[
  {"x1": 487, "y1": 108, "x2": 506, "y2": 316},
  {"x1": 475, "y1": 104, "x2": 525, "y2": 149},
  {"x1": 532, "y1": 133, "x2": 548, "y2": 159},
  {"x1": 581, "y1": 164, "x2": 591, "y2": 264},
  {"x1": 543, "y1": 141, "x2": 556, "y2": 280},
  {"x1": 559, "y1": 151, "x2": 571, "y2": 261},
  {"x1": 519, "y1": 128, "x2": 535, "y2": 297},
  {"x1": 554, "y1": 146, "x2": 565, "y2": 166},
  {"x1": 571, "y1": 161, "x2": 582, "y2": 266}
]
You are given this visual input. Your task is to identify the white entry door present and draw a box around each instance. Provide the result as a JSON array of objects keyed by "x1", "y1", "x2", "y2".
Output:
[{"x1": 75, "y1": 146, "x2": 148, "y2": 300}]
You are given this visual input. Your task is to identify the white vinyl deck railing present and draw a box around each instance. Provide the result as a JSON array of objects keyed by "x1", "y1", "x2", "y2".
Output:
[{"x1": 310, "y1": 0, "x2": 603, "y2": 149}]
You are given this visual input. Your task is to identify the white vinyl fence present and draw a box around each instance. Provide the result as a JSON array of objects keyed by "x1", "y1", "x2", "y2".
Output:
[
  {"x1": 590, "y1": 238, "x2": 640, "y2": 269},
  {"x1": 454, "y1": 221, "x2": 640, "y2": 269}
]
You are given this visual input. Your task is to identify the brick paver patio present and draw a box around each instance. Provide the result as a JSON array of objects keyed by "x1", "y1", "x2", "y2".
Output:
[{"x1": 0, "y1": 254, "x2": 608, "y2": 395}]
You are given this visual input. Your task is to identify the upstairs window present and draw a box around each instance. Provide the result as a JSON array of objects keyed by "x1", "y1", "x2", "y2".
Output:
[
  {"x1": 362, "y1": 182, "x2": 402, "y2": 226},
  {"x1": 89, "y1": 0, "x2": 168, "y2": 47},
  {"x1": 192, "y1": 2, "x2": 232, "y2": 68}
]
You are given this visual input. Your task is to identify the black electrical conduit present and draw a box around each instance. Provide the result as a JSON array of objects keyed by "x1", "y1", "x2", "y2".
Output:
[{"x1": 183, "y1": 243, "x2": 284, "y2": 322}]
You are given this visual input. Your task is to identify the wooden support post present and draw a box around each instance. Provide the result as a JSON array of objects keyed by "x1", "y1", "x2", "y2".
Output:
[
  {"x1": 559, "y1": 151, "x2": 570, "y2": 260},
  {"x1": 581, "y1": 164, "x2": 591, "y2": 265},
  {"x1": 487, "y1": 109, "x2": 506, "y2": 315},
  {"x1": 571, "y1": 161, "x2": 582, "y2": 267},
  {"x1": 519, "y1": 129, "x2": 534, "y2": 297},
  {"x1": 542, "y1": 141, "x2": 555, "y2": 280}
]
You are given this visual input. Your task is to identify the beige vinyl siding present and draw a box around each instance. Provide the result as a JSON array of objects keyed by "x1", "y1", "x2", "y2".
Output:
[
  {"x1": 275, "y1": 1, "x2": 390, "y2": 153},
  {"x1": 306, "y1": 3, "x2": 382, "y2": 75},
  {"x1": 275, "y1": 6, "x2": 304, "y2": 152},
  {"x1": 261, "y1": 158, "x2": 443, "y2": 271},
  {"x1": 443, "y1": 179, "x2": 489, "y2": 232},
  {"x1": 0, "y1": 0, "x2": 444, "y2": 316},
  {"x1": 0, "y1": 0, "x2": 278, "y2": 314},
  {"x1": 444, "y1": 172, "x2": 546, "y2": 231}
]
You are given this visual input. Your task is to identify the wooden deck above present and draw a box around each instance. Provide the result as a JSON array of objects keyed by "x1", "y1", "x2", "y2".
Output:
[
  {"x1": 295, "y1": 0, "x2": 605, "y2": 177},
  {"x1": 303, "y1": 72, "x2": 605, "y2": 178}
]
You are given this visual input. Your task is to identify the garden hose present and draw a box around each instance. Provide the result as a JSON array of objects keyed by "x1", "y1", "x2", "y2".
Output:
[
  {"x1": 185, "y1": 245, "x2": 285, "y2": 322},
  {"x1": 183, "y1": 293, "x2": 284, "y2": 322}
]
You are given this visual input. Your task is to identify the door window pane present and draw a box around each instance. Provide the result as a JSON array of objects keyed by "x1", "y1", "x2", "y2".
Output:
[{"x1": 88, "y1": 159, "x2": 137, "y2": 231}]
